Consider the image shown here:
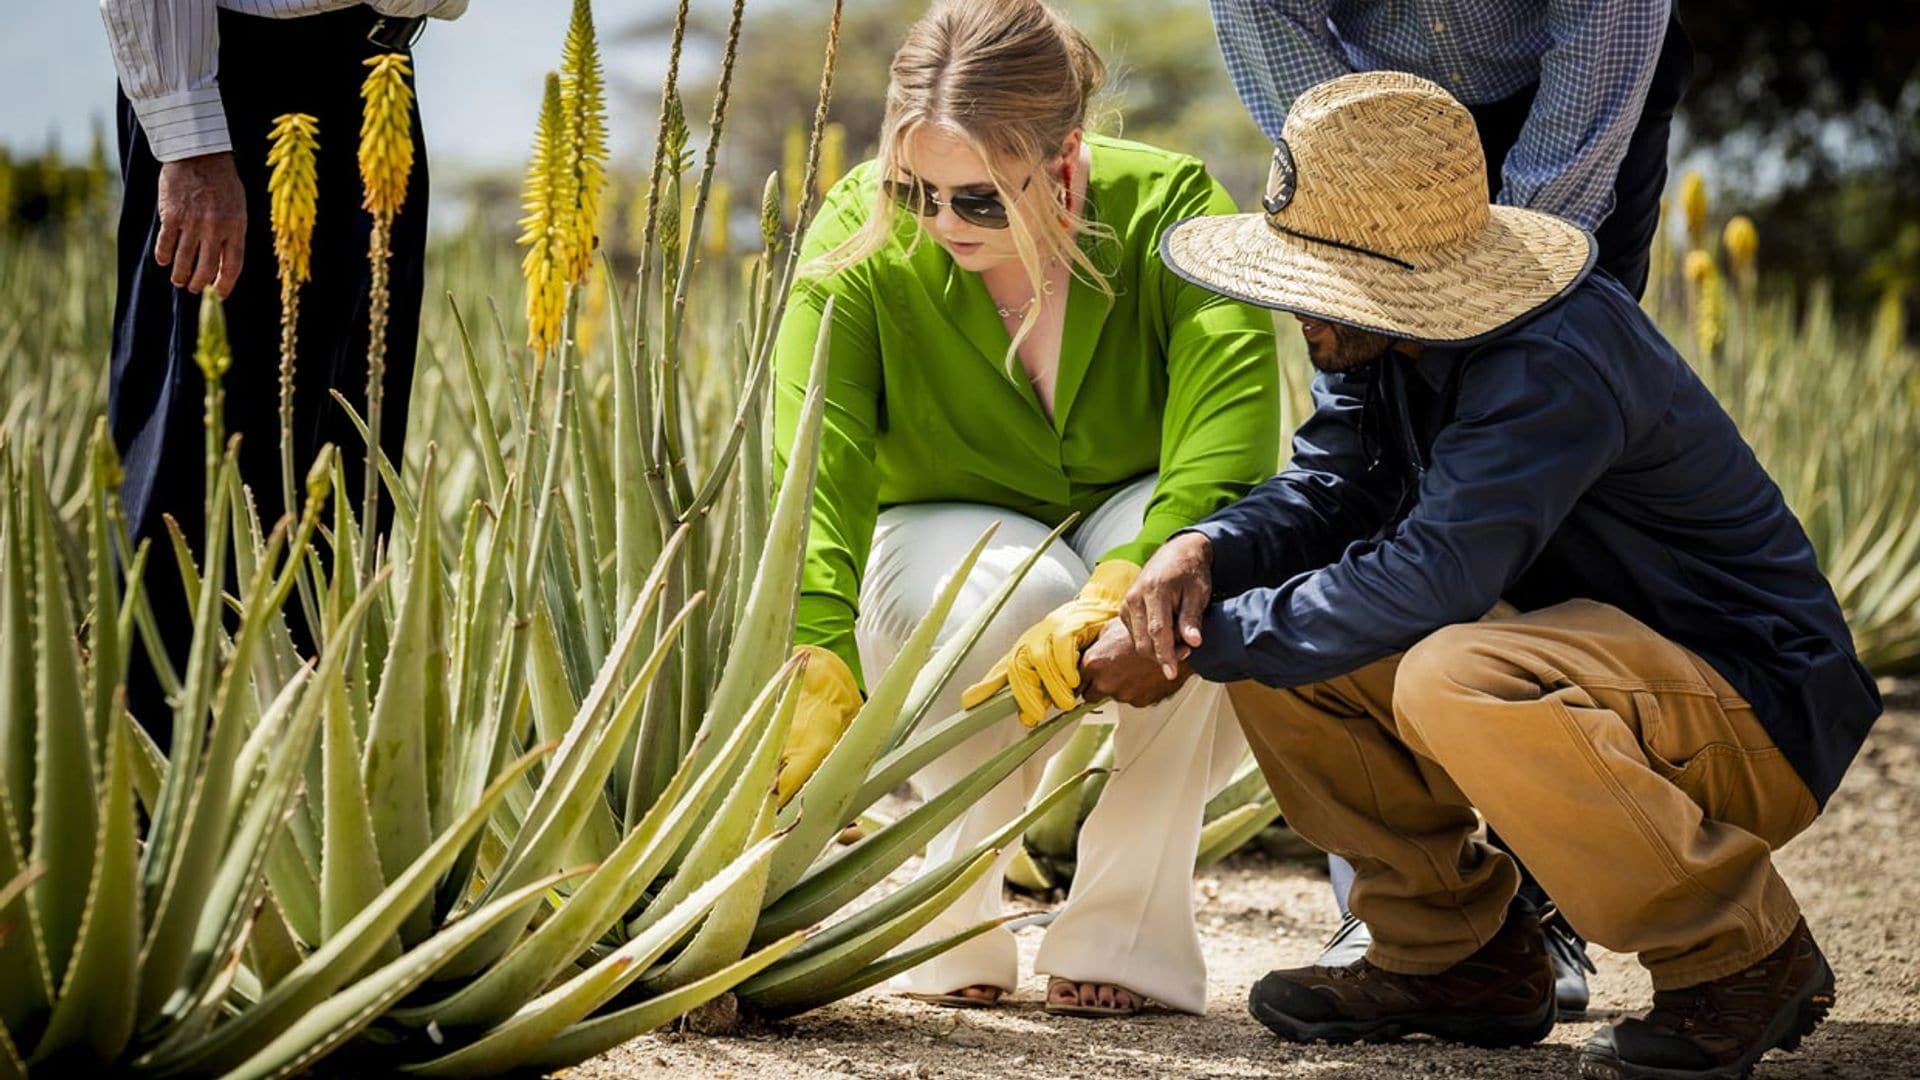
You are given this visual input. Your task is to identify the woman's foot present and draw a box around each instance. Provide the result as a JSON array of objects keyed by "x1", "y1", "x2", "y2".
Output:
[
  {"x1": 903, "y1": 984, "x2": 1003, "y2": 1008},
  {"x1": 1046, "y1": 976, "x2": 1144, "y2": 1017}
]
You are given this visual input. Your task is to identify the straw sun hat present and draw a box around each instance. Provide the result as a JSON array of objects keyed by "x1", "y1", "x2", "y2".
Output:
[{"x1": 1161, "y1": 72, "x2": 1595, "y2": 344}]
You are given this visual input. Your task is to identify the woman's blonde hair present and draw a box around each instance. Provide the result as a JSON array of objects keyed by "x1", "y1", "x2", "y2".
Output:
[{"x1": 808, "y1": 0, "x2": 1115, "y2": 359}]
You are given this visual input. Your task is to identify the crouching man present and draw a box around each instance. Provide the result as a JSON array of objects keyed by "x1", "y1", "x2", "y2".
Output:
[{"x1": 1083, "y1": 72, "x2": 1880, "y2": 1080}]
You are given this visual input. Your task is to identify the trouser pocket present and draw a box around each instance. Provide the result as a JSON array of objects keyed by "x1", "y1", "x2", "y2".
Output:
[{"x1": 1634, "y1": 689, "x2": 1818, "y2": 850}]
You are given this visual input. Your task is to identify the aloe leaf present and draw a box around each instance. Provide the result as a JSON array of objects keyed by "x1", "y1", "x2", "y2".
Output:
[
  {"x1": 121, "y1": 712, "x2": 166, "y2": 818},
  {"x1": 0, "y1": 1018, "x2": 24, "y2": 1080},
  {"x1": 757, "y1": 705, "x2": 1091, "y2": 940},
  {"x1": 1024, "y1": 718, "x2": 1112, "y2": 858},
  {"x1": 30, "y1": 719, "x2": 138, "y2": 1063},
  {"x1": 26, "y1": 461, "x2": 94, "y2": 993},
  {"x1": 245, "y1": 894, "x2": 304, "y2": 993},
  {"x1": 1195, "y1": 795, "x2": 1281, "y2": 871},
  {"x1": 321, "y1": 672, "x2": 394, "y2": 961},
  {"x1": 760, "y1": 768, "x2": 1096, "y2": 961},
  {"x1": 403, "y1": 637, "x2": 773, "y2": 1031},
  {"x1": 645, "y1": 676, "x2": 801, "y2": 991},
  {"x1": 517, "y1": 932, "x2": 806, "y2": 1073},
  {"x1": 363, "y1": 455, "x2": 446, "y2": 942},
  {"x1": 0, "y1": 475, "x2": 36, "y2": 844},
  {"x1": 738, "y1": 847, "x2": 1000, "y2": 1012},
  {"x1": 624, "y1": 657, "x2": 801, "y2": 945},
  {"x1": 0, "y1": 782, "x2": 48, "y2": 1032},
  {"x1": 1202, "y1": 754, "x2": 1268, "y2": 823},
  {"x1": 748, "y1": 916, "x2": 1011, "y2": 1019},
  {"x1": 220, "y1": 871, "x2": 580, "y2": 1080},
  {"x1": 86, "y1": 424, "x2": 123, "y2": 769},
  {"x1": 766, "y1": 524, "x2": 997, "y2": 901},
  {"x1": 689, "y1": 297, "x2": 832, "y2": 773},
  {"x1": 849, "y1": 696, "x2": 1018, "y2": 818},
  {"x1": 400, "y1": 833, "x2": 782, "y2": 1078},
  {"x1": 144, "y1": 744, "x2": 554, "y2": 1076}
]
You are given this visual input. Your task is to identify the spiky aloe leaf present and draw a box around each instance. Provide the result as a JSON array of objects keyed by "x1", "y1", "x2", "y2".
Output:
[
  {"x1": 765, "y1": 523, "x2": 997, "y2": 900},
  {"x1": 849, "y1": 696, "x2": 1018, "y2": 817},
  {"x1": 141, "y1": 579, "x2": 386, "y2": 1049},
  {"x1": 452, "y1": 537, "x2": 691, "y2": 975},
  {"x1": 518, "y1": 932, "x2": 806, "y2": 1073},
  {"x1": 400, "y1": 627, "x2": 771, "y2": 1030},
  {"x1": 623, "y1": 657, "x2": 800, "y2": 945},
  {"x1": 1024, "y1": 718, "x2": 1112, "y2": 858},
  {"x1": 759, "y1": 768, "x2": 1097, "y2": 961},
  {"x1": 85, "y1": 423, "x2": 123, "y2": 770},
  {"x1": 26, "y1": 461, "x2": 94, "y2": 994},
  {"x1": 220, "y1": 870, "x2": 582, "y2": 1080},
  {"x1": 738, "y1": 848, "x2": 999, "y2": 1012},
  {"x1": 689, "y1": 296, "x2": 833, "y2": 774},
  {"x1": 1195, "y1": 795, "x2": 1281, "y2": 871},
  {"x1": 0, "y1": 470, "x2": 37, "y2": 844},
  {"x1": 756, "y1": 704, "x2": 1092, "y2": 940},
  {"x1": 362, "y1": 455, "x2": 447, "y2": 943},
  {"x1": 750, "y1": 916, "x2": 1009, "y2": 1019},
  {"x1": 643, "y1": 676, "x2": 801, "y2": 991},
  {"x1": 144, "y1": 744, "x2": 555, "y2": 1076},
  {"x1": 0, "y1": 803, "x2": 48, "y2": 1032},
  {"x1": 0, "y1": 1017, "x2": 23, "y2": 1080},
  {"x1": 1202, "y1": 755, "x2": 1268, "y2": 823},
  {"x1": 401, "y1": 832, "x2": 782, "y2": 1078},
  {"x1": 321, "y1": 673, "x2": 394, "y2": 961},
  {"x1": 30, "y1": 718, "x2": 138, "y2": 1063}
]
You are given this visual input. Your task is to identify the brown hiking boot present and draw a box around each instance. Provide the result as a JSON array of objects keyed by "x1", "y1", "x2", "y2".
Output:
[
  {"x1": 1247, "y1": 898, "x2": 1556, "y2": 1047},
  {"x1": 1581, "y1": 917, "x2": 1835, "y2": 1080}
]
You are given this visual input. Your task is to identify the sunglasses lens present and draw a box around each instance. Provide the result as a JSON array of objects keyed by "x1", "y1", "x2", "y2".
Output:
[
  {"x1": 951, "y1": 195, "x2": 1011, "y2": 230},
  {"x1": 884, "y1": 180, "x2": 931, "y2": 216}
]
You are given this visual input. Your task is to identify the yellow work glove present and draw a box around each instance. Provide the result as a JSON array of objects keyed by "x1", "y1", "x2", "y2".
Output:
[
  {"x1": 961, "y1": 559, "x2": 1141, "y2": 726},
  {"x1": 774, "y1": 644, "x2": 863, "y2": 806}
]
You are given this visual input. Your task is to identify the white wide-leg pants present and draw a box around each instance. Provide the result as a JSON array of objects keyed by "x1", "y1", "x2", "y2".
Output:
[{"x1": 859, "y1": 474, "x2": 1245, "y2": 1015}]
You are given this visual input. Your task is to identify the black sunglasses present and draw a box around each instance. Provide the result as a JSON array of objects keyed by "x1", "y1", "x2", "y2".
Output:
[{"x1": 884, "y1": 173, "x2": 1033, "y2": 230}]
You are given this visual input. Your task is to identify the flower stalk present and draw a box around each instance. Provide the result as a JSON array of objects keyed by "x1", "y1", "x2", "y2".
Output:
[{"x1": 357, "y1": 52, "x2": 415, "y2": 581}]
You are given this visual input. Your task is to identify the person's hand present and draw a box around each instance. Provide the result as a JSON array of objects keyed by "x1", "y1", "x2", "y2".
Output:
[
  {"x1": 1081, "y1": 618, "x2": 1190, "y2": 707},
  {"x1": 156, "y1": 151, "x2": 247, "y2": 299},
  {"x1": 1119, "y1": 532, "x2": 1214, "y2": 680},
  {"x1": 774, "y1": 644, "x2": 863, "y2": 805},
  {"x1": 962, "y1": 560, "x2": 1141, "y2": 725}
]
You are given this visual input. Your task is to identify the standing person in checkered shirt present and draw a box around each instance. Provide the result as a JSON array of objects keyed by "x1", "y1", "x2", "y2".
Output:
[{"x1": 1205, "y1": 0, "x2": 1694, "y2": 1016}]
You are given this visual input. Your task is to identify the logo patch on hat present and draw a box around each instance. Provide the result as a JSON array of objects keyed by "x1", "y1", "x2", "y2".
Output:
[{"x1": 1262, "y1": 140, "x2": 1297, "y2": 215}]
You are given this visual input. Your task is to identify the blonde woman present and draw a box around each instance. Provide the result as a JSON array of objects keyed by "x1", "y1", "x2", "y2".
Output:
[{"x1": 773, "y1": 0, "x2": 1279, "y2": 1016}]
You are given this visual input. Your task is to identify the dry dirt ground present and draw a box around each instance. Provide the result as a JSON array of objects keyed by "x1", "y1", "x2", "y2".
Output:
[{"x1": 564, "y1": 692, "x2": 1920, "y2": 1080}]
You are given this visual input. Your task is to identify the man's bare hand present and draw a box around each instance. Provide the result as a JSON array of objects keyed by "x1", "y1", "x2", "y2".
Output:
[
  {"x1": 1119, "y1": 531, "x2": 1214, "y2": 680},
  {"x1": 156, "y1": 152, "x2": 247, "y2": 299},
  {"x1": 1081, "y1": 618, "x2": 1190, "y2": 708}
]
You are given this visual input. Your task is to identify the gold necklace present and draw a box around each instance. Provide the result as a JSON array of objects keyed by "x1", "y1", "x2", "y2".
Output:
[{"x1": 993, "y1": 278, "x2": 1056, "y2": 320}]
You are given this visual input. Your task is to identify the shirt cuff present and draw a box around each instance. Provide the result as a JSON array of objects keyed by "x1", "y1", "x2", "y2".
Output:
[
  {"x1": 1188, "y1": 591, "x2": 1262, "y2": 685},
  {"x1": 129, "y1": 87, "x2": 231, "y2": 162},
  {"x1": 1175, "y1": 520, "x2": 1255, "y2": 600}
]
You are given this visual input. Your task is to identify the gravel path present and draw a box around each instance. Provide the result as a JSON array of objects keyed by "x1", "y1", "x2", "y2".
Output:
[{"x1": 564, "y1": 696, "x2": 1920, "y2": 1079}]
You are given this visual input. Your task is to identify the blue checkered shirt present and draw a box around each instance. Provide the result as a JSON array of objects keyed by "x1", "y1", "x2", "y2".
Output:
[{"x1": 1209, "y1": 0, "x2": 1671, "y2": 230}]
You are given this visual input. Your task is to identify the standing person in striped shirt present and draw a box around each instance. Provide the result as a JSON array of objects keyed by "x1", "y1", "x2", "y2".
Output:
[
  {"x1": 1204, "y1": 0, "x2": 1694, "y2": 1014},
  {"x1": 98, "y1": 1, "x2": 464, "y2": 746}
]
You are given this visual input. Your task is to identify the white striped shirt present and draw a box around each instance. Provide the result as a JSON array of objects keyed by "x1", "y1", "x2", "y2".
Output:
[{"x1": 100, "y1": 0, "x2": 468, "y2": 163}]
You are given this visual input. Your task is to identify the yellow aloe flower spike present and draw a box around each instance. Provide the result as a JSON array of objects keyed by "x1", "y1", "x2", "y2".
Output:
[
  {"x1": 1723, "y1": 214, "x2": 1759, "y2": 278},
  {"x1": 519, "y1": 72, "x2": 572, "y2": 357},
  {"x1": 267, "y1": 111, "x2": 319, "y2": 519},
  {"x1": 1679, "y1": 169, "x2": 1708, "y2": 251},
  {"x1": 358, "y1": 54, "x2": 415, "y2": 220},
  {"x1": 267, "y1": 113, "x2": 320, "y2": 286},
  {"x1": 560, "y1": 0, "x2": 609, "y2": 287},
  {"x1": 817, "y1": 122, "x2": 845, "y2": 196}
]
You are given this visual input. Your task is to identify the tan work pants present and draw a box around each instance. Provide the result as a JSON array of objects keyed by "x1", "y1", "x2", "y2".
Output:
[{"x1": 1229, "y1": 600, "x2": 1819, "y2": 991}]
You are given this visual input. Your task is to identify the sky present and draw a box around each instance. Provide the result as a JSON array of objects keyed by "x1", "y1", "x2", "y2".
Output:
[{"x1": 1, "y1": 1, "x2": 673, "y2": 172}]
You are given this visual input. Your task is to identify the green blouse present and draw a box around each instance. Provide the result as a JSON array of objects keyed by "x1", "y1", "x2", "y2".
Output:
[{"x1": 774, "y1": 135, "x2": 1281, "y2": 685}]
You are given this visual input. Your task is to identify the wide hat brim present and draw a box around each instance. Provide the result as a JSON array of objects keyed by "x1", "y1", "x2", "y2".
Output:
[{"x1": 1160, "y1": 205, "x2": 1596, "y2": 345}]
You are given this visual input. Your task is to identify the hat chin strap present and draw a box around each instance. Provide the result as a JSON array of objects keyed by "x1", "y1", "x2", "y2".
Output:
[{"x1": 1265, "y1": 218, "x2": 1417, "y2": 272}]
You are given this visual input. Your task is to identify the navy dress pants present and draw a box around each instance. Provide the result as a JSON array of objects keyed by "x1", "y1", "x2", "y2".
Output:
[{"x1": 108, "y1": 6, "x2": 429, "y2": 748}]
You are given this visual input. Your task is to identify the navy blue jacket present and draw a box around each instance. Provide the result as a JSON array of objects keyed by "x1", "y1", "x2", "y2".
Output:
[{"x1": 1185, "y1": 273, "x2": 1879, "y2": 806}]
